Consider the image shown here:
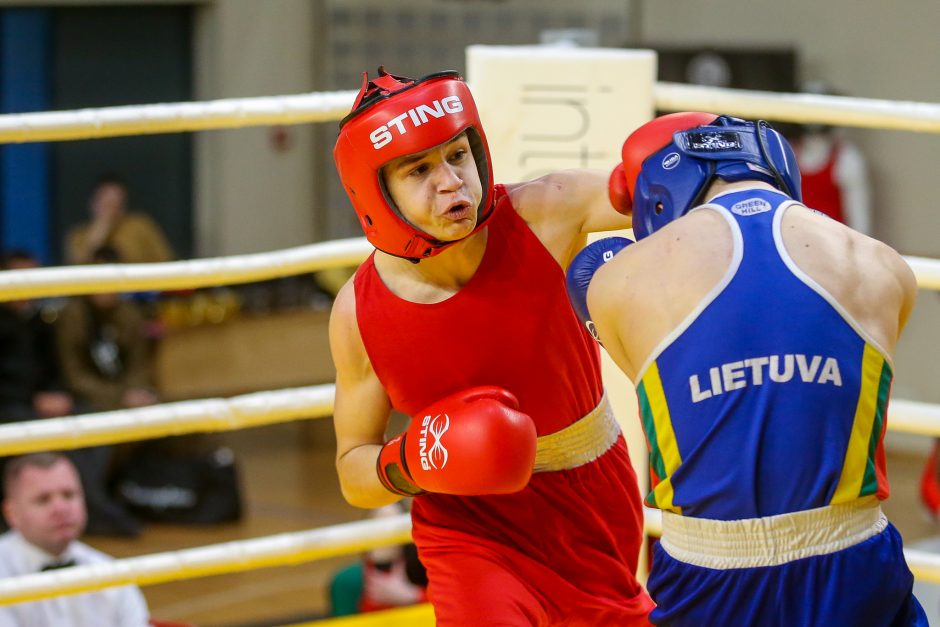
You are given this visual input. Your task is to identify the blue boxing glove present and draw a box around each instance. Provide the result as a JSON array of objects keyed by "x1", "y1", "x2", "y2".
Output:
[{"x1": 565, "y1": 237, "x2": 634, "y2": 341}]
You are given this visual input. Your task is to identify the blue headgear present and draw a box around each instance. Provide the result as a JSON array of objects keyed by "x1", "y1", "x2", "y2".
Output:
[{"x1": 625, "y1": 113, "x2": 802, "y2": 240}]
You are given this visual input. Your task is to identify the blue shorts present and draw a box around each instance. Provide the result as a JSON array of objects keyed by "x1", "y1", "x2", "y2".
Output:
[{"x1": 647, "y1": 522, "x2": 927, "y2": 626}]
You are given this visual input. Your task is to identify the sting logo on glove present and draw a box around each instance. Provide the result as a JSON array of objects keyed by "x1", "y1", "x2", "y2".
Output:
[
  {"x1": 377, "y1": 386, "x2": 536, "y2": 497},
  {"x1": 419, "y1": 413, "x2": 450, "y2": 470}
]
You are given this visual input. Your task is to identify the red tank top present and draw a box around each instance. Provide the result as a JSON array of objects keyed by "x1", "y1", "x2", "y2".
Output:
[
  {"x1": 799, "y1": 140, "x2": 846, "y2": 223},
  {"x1": 354, "y1": 185, "x2": 603, "y2": 435},
  {"x1": 353, "y1": 187, "x2": 649, "y2": 620}
]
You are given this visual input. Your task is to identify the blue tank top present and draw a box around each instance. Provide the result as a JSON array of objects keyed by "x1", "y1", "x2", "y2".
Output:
[{"x1": 636, "y1": 188, "x2": 892, "y2": 520}]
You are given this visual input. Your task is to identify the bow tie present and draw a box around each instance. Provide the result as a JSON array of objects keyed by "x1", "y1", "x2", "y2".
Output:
[{"x1": 40, "y1": 559, "x2": 76, "y2": 572}]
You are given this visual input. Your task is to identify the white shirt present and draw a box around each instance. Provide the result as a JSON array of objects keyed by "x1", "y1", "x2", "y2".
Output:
[{"x1": 0, "y1": 531, "x2": 150, "y2": 627}]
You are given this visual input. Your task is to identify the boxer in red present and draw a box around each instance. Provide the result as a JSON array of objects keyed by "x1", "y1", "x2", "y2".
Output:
[{"x1": 329, "y1": 67, "x2": 654, "y2": 625}]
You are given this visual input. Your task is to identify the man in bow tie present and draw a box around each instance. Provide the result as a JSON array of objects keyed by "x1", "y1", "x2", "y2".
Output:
[{"x1": 0, "y1": 453, "x2": 150, "y2": 626}]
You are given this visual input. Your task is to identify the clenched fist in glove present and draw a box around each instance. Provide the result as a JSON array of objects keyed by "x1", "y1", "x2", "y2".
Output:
[{"x1": 377, "y1": 386, "x2": 537, "y2": 497}]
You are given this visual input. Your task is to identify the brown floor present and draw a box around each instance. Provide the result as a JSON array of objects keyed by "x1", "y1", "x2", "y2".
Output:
[{"x1": 87, "y1": 419, "x2": 939, "y2": 627}]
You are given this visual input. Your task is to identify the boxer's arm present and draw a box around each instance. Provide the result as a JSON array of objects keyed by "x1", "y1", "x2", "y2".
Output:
[
  {"x1": 329, "y1": 279, "x2": 401, "y2": 509},
  {"x1": 509, "y1": 169, "x2": 631, "y2": 232},
  {"x1": 564, "y1": 168, "x2": 634, "y2": 233},
  {"x1": 566, "y1": 236, "x2": 634, "y2": 337},
  {"x1": 507, "y1": 169, "x2": 632, "y2": 267},
  {"x1": 587, "y1": 261, "x2": 640, "y2": 380},
  {"x1": 566, "y1": 237, "x2": 640, "y2": 377}
]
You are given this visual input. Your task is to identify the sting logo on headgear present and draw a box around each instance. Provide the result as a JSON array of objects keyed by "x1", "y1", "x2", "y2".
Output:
[
  {"x1": 369, "y1": 96, "x2": 465, "y2": 149},
  {"x1": 333, "y1": 67, "x2": 495, "y2": 261},
  {"x1": 685, "y1": 131, "x2": 742, "y2": 152},
  {"x1": 418, "y1": 413, "x2": 450, "y2": 471}
]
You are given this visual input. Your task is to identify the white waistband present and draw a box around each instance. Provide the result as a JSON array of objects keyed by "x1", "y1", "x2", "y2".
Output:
[
  {"x1": 532, "y1": 393, "x2": 621, "y2": 473},
  {"x1": 659, "y1": 497, "x2": 887, "y2": 569}
]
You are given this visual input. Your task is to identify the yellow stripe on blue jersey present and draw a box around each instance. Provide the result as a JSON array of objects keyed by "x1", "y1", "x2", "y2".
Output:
[
  {"x1": 637, "y1": 362, "x2": 682, "y2": 514},
  {"x1": 831, "y1": 343, "x2": 893, "y2": 504}
]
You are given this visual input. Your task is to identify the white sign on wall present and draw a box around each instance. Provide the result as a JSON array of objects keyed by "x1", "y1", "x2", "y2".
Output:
[{"x1": 467, "y1": 45, "x2": 657, "y2": 182}]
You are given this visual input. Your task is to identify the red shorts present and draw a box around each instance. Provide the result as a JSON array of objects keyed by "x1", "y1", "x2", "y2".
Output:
[{"x1": 412, "y1": 438, "x2": 654, "y2": 626}]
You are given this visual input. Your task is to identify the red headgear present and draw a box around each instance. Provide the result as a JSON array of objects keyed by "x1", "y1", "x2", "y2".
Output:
[{"x1": 333, "y1": 68, "x2": 495, "y2": 260}]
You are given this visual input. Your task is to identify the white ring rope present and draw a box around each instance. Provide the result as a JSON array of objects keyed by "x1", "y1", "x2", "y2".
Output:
[
  {"x1": 3, "y1": 508, "x2": 939, "y2": 606},
  {"x1": 0, "y1": 90, "x2": 358, "y2": 143},
  {"x1": 906, "y1": 549, "x2": 940, "y2": 588},
  {"x1": 884, "y1": 400, "x2": 940, "y2": 438},
  {"x1": 1, "y1": 82, "x2": 939, "y2": 600},
  {"x1": 0, "y1": 386, "x2": 937, "y2": 457},
  {"x1": 0, "y1": 246, "x2": 937, "y2": 301},
  {"x1": 655, "y1": 83, "x2": 940, "y2": 133},
  {"x1": 903, "y1": 257, "x2": 940, "y2": 292},
  {"x1": 1, "y1": 84, "x2": 939, "y2": 144},
  {"x1": 0, "y1": 514, "x2": 413, "y2": 606},
  {"x1": 0, "y1": 237, "x2": 372, "y2": 302},
  {"x1": 0, "y1": 385, "x2": 334, "y2": 456}
]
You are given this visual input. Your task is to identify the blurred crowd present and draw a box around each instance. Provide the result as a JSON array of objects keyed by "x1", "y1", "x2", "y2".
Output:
[{"x1": 0, "y1": 174, "x2": 338, "y2": 539}]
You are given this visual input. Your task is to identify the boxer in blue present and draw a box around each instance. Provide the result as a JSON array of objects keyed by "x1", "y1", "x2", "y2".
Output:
[{"x1": 566, "y1": 112, "x2": 927, "y2": 626}]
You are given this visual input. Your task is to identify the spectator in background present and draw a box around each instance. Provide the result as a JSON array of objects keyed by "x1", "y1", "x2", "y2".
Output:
[
  {"x1": 359, "y1": 503, "x2": 427, "y2": 613},
  {"x1": 0, "y1": 251, "x2": 75, "y2": 424},
  {"x1": 920, "y1": 434, "x2": 940, "y2": 520},
  {"x1": 0, "y1": 251, "x2": 86, "y2": 534},
  {"x1": 0, "y1": 452, "x2": 150, "y2": 626},
  {"x1": 57, "y1": 246, "x2": 159, "y2": 413},
  {"x1": 791, "y1": 81, "x2": 873, "y2": 234},
  {"x1": 66, "y1": 174, "x2": 174, "y2": 266},
  {"x1": 58, "y1": 246, "x2": 237, "y2": 528},
  {"x1": 330, "y1": 502, "x2": 427, "y2": 616},
  {"x1": 55, "y1": 246, "x2": 158, "y2": 536}
]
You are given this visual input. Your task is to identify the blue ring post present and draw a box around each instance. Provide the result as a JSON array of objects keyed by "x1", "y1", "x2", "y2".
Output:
[{"x1": 0, "y1": 8, "x2": 51, "y2": 263}]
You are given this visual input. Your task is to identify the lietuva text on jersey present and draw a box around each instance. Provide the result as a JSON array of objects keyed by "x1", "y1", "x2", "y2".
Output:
[{"x1": 689, "y1": 354, "x2": 842, "y2": 402}]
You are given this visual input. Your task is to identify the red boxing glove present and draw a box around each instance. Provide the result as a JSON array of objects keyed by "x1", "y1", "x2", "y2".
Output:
[
  {"x1": 377, "y1": 386, "x2": 537, "y2": 497},
  {"x1": 608, "y1": 162, "x2": 631, "y2": 216}
]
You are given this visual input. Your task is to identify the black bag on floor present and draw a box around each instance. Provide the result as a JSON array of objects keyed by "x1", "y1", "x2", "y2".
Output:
[{"x1": 115, "y1": 444, "x2": 243, "y2": 524}]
